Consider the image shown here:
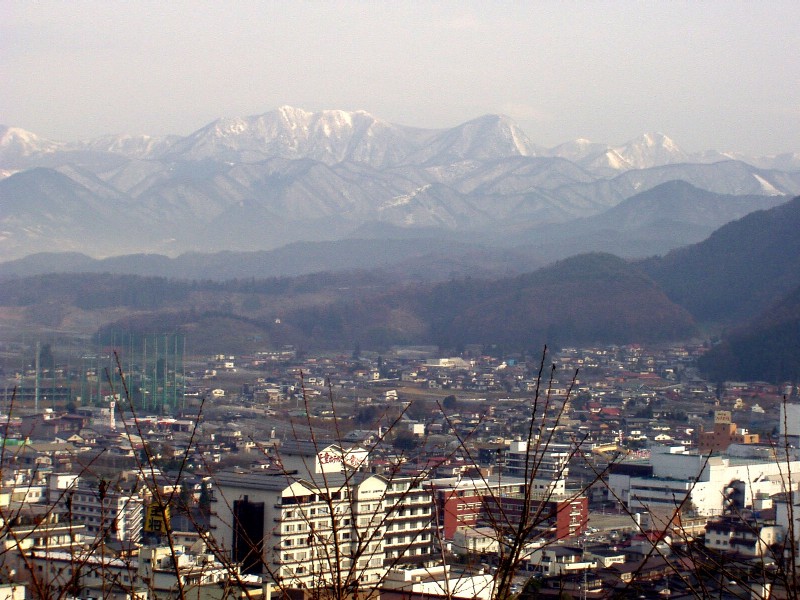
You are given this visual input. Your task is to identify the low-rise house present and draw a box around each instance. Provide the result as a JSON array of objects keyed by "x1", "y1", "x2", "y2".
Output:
[
  {"x1": 526, "y1": 545, "x2": 596, "y2": 577},
  {"x1": 451, "y1": 526, "x2": 500, "y2": 556},
  {"x1": 583, "y1": 545, "x2": 626, "y2": 568},
  {"x1": 704, "y1": 515, "x2": 781, "y2": 558},
  {"x1": 381, "y1": 564, "x2": 494, "y2": 600}
]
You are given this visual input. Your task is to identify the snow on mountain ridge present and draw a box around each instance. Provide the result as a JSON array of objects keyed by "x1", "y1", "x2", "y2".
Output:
[
  {"x1": 0, "y1": 126, "x2": 63, "y2": 156},
  {"x1": 163, "y1": 106, "x2": 420, "y2": 167},
  {"x1": 405, "y1": 113, "x2": 538, "y2": 165},
  {"x1": 74, "y1": 133, "x2": 179, "y2": 159},
  {"x1": 545, "y1": 138, "x2": 609, "y2": 163},
  {"x1": 381, "y1": 184, "x2": 433, "y2": 210},
  {"x1": 2, "y1": 109, "x2": 799, "y2": 174},
  {"x1": 752, "y1": 173, "x2": 782, "y2": 195},
  {"x1": 2, "y1": 111, "x2": 800, "y2": 262},
  {"x1": 612, "y1": 132, "x2": 689, "y2": 170}
]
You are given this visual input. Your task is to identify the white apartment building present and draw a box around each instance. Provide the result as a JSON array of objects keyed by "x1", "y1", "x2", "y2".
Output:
[
  {"x1": 212, "y1": 470, "x2": 388, "y2": 589},
  {"x1": 138, "y1": 544, "x2": 238, "y2": 599},
  {"x1": 451, "y1": 526, "x2": 500, "y2": 556},
  {"x1": 774, "y1": 491, "x2": 800, "y2": 556},
  {"x1": 65, "y1": 477, "x2": 144, "y2": 545},
  {"x1": 211, "y1": 442, "x2": 437, "y2": 589},
  {"x1": 272, "y1": 440, "x2": 369, "y2": 476},
  {"x1": 704, "y1": 516, "x2": 781, "y2": 558},
  {"x1": 381, "y1": 564, "x2": 494, "y2": 600},
  {"x1": 20, "y1": 544, "x2": 250, "y2": 600},
  {"x1": 382, "y1": 475, "x2": 435, "y2": 567},
  {"x1": 780, "y1": 402, "x2": 800, "y2": 443}
]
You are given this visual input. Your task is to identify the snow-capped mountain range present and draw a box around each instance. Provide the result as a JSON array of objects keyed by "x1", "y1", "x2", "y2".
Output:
[{"x1": 1, "y1": 106, "x2": 799, "y2": 261}]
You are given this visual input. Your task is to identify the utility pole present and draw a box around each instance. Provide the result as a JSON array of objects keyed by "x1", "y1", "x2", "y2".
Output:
[{"x1": 34, "y1": 341, "x2": 40, "y2": 414}]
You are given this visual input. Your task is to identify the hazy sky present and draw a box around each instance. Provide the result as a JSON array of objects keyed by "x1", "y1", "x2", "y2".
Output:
[{"x1": 3, "y1": 1, "x2": 799, "y2": 155}]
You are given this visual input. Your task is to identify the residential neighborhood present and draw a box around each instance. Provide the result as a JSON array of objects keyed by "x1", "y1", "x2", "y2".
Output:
[{"x1": 1, "y1": 341, "x2": 799, "y2": 598}]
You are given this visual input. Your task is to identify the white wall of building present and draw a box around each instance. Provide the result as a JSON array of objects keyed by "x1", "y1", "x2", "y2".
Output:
[
  {"x1": 614, "y1": 451, "x2": 800, "y2": 517},
  {"x1": 382, "y1": 565, "x2": 494, "y2": 600},
  {"x1": 780, "y1": 403, "x2": 800, "y2": 438}
]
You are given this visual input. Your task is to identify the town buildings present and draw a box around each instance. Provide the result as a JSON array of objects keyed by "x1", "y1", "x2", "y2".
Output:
[
  {"x1": 1, "y1": 341, "x2": 799, "y2": 598},
  {"x1": 429, "y1": 473, "x2": 588, "y2": 543},
  {"x1": 64, "y1": 476, "x2": 144, "y2": 545},
  {"x1": 211, "y1": 442, "x2": 437, "y2": 589},
  {"x1": 609, "y1": 444, "x2": 800, "y2": 527}
]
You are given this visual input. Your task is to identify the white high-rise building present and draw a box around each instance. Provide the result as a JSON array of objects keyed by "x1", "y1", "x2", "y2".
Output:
[
  {"x1": 210, "y1": 443, "x2": 436, "y2": 589},
  {"x1": 212, "y1": 469, "x2": 388, "y2": 588}
]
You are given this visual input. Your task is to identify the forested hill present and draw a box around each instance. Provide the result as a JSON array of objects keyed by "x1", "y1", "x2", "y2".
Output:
[
  {"x1": 698, "y1": 283, "x2": 800, "y2": 383},
  {"x1": 640, "y1": 196, "x2": 800, "y2": 325},
  {"x1": 1, "y1": 254, "x2": 697, "y2": 353},
  {"x1": 411, "y1": 253, "x2": 697, "y2": 349}
]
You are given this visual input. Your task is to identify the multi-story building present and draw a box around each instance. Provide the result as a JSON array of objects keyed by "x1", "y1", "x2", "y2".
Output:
[
  {"x1": 20, "y1": 544, "x2": 255, "y2": 600},
  {"x1": 65, "y1": 477, "x2": 144, "y2": 545},
  {"x1": 704, "y1": 515, "x2": 781, "y2": 558},
  {"x1": 429, "y1": 474, "x2": 587, "y2": 541},
  {"x1": 138, "y1": 544, "x2": 244, "y2": 600},
  {"x1": 483, "y1": 492, "x2": 588, "y2": 540},
  {"x1": 382, "y1": 475, "x2": 435, "y2": 567},
  {"x1": 698, "y1": 411, "x2": 759, "y2": 454},
  {"x1": 0, "y1": 505, "x2": 85, "y2": 555},
  {"x1": 609, "y1": 446, "x2": 800, "y2": 525},
  {"x1": 780, "y1": 402, "x2": 800, "y2": 444},
  {"x1": 212, "y1": 469, "x2": 389, "y2": 588},
  {"x1": 504, "y1": 440, "x2": 570, "y2": 489},
  {"x1": 212, "y1": 439, "x2": 438, "y2": 583},
  {"x1": 429, "y1": 475, "x2": 527, "y2": 540}
]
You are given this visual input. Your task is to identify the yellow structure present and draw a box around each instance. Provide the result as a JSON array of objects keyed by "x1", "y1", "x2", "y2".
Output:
[{"x1": 144, "y1": 503, "x2": 171, "y2": 535}]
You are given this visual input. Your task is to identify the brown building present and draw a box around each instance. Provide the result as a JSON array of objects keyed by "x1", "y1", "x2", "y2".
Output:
[
  {"x1": 432, "y1": 475, "x2": 587, "y2": 541},
  {"x1": 698, "y1": 411, "x2": 759, "y2": 454}
]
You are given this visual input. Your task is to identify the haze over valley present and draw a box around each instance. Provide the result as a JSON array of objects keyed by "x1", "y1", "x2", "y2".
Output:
[
  {"x1": 3, "y1": 2, "x2": 800, "y2": 383},
  {"x1": 6, "y1": 6, "x2": 800, "y2": 600}
]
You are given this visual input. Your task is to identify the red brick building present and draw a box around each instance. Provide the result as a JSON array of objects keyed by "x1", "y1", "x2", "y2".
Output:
[{"x1": 430, "y1": 476, "x2": 587, "y2": 541}]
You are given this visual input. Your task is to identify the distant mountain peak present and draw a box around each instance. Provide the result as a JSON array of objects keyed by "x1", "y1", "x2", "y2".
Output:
[
  {"x1": 163, "y1": 106, "x2": 407, "y2": 165},
  {"x1": 636, "y1": 132, "x2": 680, "y2": 150},
  {"x1": 611, "y1": 132, "x2": 688, "y2": 170},
  {"x1": 276, "y1": 104, "x2": 311, "y2": 119},
  {"x1": 2, "y1": 108, "x2": 800, "y2": 261},
  {"x1": 212, "y1": 117, "x2": 250, "y2": 136},
  {"x1": 0, "y1": 126, "x2": 63, "y2": 158},
  {"x1": 407, "y1": 113, "x2": 537, "y2": 164},
  {"x1": 1, "y1": 126, "x2": 36, "y2": 146}
]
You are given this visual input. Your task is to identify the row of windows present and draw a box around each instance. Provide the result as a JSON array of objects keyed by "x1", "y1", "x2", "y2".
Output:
[
  {"x1": 390, "y1": 507, "x2": 429, "y2": 517},
  {"x1": 388, "y1": 520, "x2": 428, "y2": 531},
  {"x1": 283, "y1": 517, "x2": 352, "y2": 534},
  {"x1": 630, "y1": 496, "x2": 682, "y2": 506},
  {"x1": 76, "y1": 506, "x2": 120, "y2": 515},
  {"x1": 74, "y1": 493, "x2": 129, "y2": 505},
  {"x1": 81, "y1": 516, "x2": 118, "y2": 525},
  {"x1": 385, "y1": 533, "x2": 430, "y2": 544}
]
